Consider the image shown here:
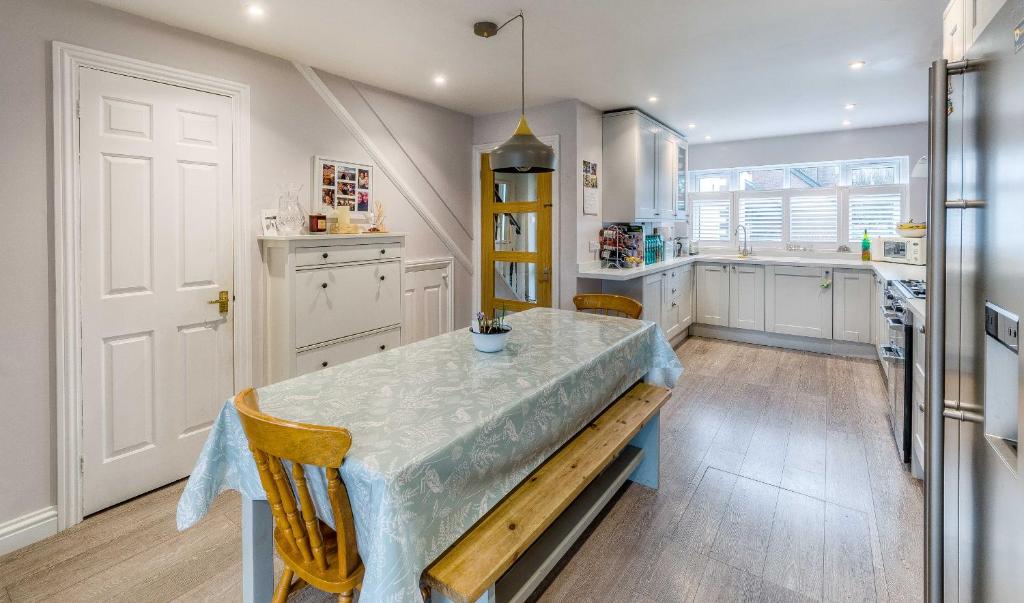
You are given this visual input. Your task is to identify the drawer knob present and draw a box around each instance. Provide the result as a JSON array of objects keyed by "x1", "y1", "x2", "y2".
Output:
[
  {"x1": 379, "y1": 275, "x2": 386, "y2": 281},
  {"x1": 379, "y1": 344, "x2": 386, "y2": 351},
  {"x1": 321, "y1": 282, "x2": 328, "y2": 289},
  {"x1": 380, "y1": 249, "x2": 386, "y2": 255},
  {"x1": 321, "y1": 361, "x2": 328, "y2": 368},
  {"x1": 672, "y1": 288, "x2": 677, "y2": 293},
  {"x1": 322, "y1": 252, "x2": 329, "y2": 259}
]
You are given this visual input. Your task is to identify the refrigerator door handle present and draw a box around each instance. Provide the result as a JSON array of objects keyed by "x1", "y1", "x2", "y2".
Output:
[{"x1": 922, "y1": 56, "x2": 978, "y2": 601}]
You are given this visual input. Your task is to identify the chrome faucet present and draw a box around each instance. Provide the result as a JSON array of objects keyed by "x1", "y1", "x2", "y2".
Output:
[{"x1": 735, "y1": 225, "x2": 752, "y2": 257}]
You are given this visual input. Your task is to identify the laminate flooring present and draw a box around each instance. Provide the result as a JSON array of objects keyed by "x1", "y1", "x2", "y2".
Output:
[{"x1": 0, "y1": 337, "x2": 923, "y2": 602}]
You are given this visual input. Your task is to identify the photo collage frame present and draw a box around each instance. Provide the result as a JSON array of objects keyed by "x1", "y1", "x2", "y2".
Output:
[{"x1": 314, "y1": 156, "x2": 373, "y2": 215}]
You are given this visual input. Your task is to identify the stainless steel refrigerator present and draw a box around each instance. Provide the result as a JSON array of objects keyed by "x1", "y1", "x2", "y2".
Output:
[{"x1": 927, "y1": 3, "x2": 1024, "y2": 600}]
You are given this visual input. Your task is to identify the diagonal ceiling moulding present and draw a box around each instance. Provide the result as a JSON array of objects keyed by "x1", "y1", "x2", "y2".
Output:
[{"x1": 294, "y1": 62, "x2": 473, "y2": 272}]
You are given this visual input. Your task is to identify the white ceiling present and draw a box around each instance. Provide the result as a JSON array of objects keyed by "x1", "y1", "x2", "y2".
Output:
[{"x1": 89, "y1": 0, "x2": 943, "y2": 143}]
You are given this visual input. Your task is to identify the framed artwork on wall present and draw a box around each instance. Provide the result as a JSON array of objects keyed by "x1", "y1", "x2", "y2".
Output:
[{"x1": 312, "y1": 156, "x2": 373, "y2": 216}]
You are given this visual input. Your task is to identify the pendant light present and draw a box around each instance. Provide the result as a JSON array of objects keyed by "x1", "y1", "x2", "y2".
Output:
[{"x1": 475, "y1": 11, "x2": 556, "y2": 173}]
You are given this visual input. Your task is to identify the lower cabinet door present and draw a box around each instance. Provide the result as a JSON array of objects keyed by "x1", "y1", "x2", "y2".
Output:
[
  {"x1": 728, "y1": 263, "x2": 765, "y2": 331},
  {"x1": 832, "y1": 269, "x2": 874, "y2": 343},
  {"x1": 676, "y1": 265, "x2": 694, "y2": 329},
  {"x1": 696, "y1": 263, "x2": 730, "y2": 326},
  {"x1": 765, "y1": 265, "x2": 833, "y2": 338},
  {"x1": 642, "y1": 275, "x2": 664, "y2": 328},
  {"x1": 662, "y1": 268, "x2": 682, "y2": 339},
  {"x1": 296, "y1": 328, "x2": 402, "y2": 375}
]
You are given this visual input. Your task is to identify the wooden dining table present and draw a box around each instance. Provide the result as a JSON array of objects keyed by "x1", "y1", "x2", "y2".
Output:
[{"x1": 176, "y1": 307, "x2": 682, "y2": 602}]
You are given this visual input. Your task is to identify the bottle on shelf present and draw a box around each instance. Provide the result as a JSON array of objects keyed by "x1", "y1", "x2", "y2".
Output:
[{"x1": 861, "y1": 229, "x2": 871, "y2": 261}]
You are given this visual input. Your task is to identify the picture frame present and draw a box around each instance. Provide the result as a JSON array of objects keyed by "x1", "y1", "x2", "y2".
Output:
[
  {"x1": 260, "y1": 209, "x2": 280, "y2": 236},
  {"x1": 312, "y1": 155, "x2": 373, "y2": 217}
]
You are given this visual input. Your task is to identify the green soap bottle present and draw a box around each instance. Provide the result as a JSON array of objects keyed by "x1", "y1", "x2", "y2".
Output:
[{"x1": 861, "y1": 229, "x2": 871, "y2": 261}]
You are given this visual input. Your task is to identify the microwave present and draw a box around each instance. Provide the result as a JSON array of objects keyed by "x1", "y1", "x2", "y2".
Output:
[{"x1": 871, "y1": 236, "x2": 927, "y2": 265}]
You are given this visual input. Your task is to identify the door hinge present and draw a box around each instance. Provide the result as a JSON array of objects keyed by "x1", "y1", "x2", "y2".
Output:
[
  {"x1": 75, "y1": 100, "x2": 80, "y2": 120},
  {"x1": 79, "y1": 456, "x2": 85, "y2": 475}
]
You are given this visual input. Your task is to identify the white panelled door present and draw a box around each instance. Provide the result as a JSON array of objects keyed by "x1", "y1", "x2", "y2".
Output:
[
  {"x1": 78, "y1": 67, "x2": 235, "y2": 514},
  {"x1": 402, "y1": 262, "x2": 452, "y2": 344}
]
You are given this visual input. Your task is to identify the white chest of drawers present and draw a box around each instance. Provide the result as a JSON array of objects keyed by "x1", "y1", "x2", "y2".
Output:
[{"x1": 259, "y1": 233, "x2": 405, "y2": 383}]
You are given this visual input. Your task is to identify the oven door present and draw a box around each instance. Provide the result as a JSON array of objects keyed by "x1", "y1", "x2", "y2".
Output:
[{"x1": 881, "y1": 342, "x2": 910, "y2": 464}]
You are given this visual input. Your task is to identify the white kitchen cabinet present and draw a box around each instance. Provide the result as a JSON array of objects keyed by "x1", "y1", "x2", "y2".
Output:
[
  {"x1": 832, "y1": 269, "x2": 874, "y2": 343},
  {"x1": 641, "y1": 273, "x2": 664, "y2": 329},
  {"x1": 602, "y1": 110, "x2": 687, "y2": 222},
  {"x1": 675, "y1": 264, "x2": 694, "y2": 329},
  {"x1": 696, "y1": 263, "x2": 730, "y2": 326},
  {"x1": 656, "y1": 131, "x2": 677, "y2": 219},
  {"x1": 260, "y1": 234, "x2": 405, "y2": 383},
  {"x1": 728, "y1": 263, "x2": 765, "y2": 331},
  {"x1": 602, "y1": 263, "x2": 693, "y2": 342},
  {"x1": 912, "y1": 320, "x2": 927, "y2": 477},
  {"x1": 765, "y1": 265, "x2": 833, "y2": 338}
]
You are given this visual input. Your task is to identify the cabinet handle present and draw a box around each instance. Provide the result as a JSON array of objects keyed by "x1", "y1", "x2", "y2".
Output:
[
  {"x1": 380, "y1": 249, "x2": 386, "y2": 255},
  {"x1": 379, "y1": 344, "x2": 386, "y2": 351},
  {"x1": 321, "y1": 361, "x2": 328, "y2": 368},
  {"x1": 672, "y1": 302, "x2": 678, "y2": 307},
  {"x1": 321, "y1": 282, "x2": 328, "y2": 289},
  {"x1": 322, "y1": 252, "x2": 329, "y2": 259},
  {"x1": 919, "y1": 325, "x2": 926, "y2": 334},
  {"x1": 672, "y1": 288, "x2": 677, "y2": 293},
  {"x1": 379, "y1": 275, "x2": 386, "y2": 281}
]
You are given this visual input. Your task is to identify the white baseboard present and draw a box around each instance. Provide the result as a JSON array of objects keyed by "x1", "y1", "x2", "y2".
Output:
[
  {"x1": 0, "y1": 506, "x2": 58, "y2": 556},
  {"x1": 689, "y1": 324, "x2": 877, "y2": 359}
]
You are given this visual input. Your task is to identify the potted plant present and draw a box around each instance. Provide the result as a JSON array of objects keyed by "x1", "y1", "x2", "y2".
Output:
[{"x1": 470, "y1": 308, "x2": 511, "y2": 353}]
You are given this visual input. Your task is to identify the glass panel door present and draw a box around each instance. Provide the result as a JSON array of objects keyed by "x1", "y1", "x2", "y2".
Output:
[{"x1": 480, "y1": 153, "x2": 552, "y2": 316}]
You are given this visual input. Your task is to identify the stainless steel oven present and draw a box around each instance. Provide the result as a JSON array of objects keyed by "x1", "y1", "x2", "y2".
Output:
[{"x1": 881, "y1": 282, "x2": 914, "y2": 464}]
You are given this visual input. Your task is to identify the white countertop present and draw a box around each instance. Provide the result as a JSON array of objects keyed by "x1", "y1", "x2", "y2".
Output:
[{"x1": 578, "y1": 253, "x2": 927, "y2": 320}]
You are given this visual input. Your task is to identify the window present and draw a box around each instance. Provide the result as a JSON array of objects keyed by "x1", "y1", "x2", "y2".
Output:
[
  {"x1": 689, "y1": 157, "x2": 907, "y2": 245},
  {"x1": 691, "y1": 197, "x2": 731, "y2": 241},
  {"x1": 738, "y1": 196, "x2": 783, "y2": 241},
  {"x1": 849, "y1": 190, "x2": 902, "y2": 240},
  {"x1": 848, "y1": 160, "x2": 899, "y2": 186},
  {"x1": 790, "y1": 165, "x2": 839, "y2": 188},
  {"x1": 790, "y1": 194, "x2": 838, "y2": 242},
  {"x1": 696, "y1": 172, "x2": 730, "y2": 192},
  {"x1": 739, "y1": 168, "x2": 784, "y2": 191}
]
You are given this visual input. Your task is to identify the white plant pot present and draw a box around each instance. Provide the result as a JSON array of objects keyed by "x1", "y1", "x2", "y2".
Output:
[{"x1": 470, "y1": 326, "x2": 511, "y2": 353}]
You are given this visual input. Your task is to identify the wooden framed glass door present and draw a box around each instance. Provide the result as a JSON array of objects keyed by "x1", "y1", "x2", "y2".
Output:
[{"x1": 480, "y1": 153, "x2": 552, "y2": 316}]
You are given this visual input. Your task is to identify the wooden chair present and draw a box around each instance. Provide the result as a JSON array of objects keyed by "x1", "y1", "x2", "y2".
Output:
[
  {"x1": 572, "y1": 293, "x2": 643, "y2": 319},
  {"x1": 234, "y1": 388, "x2": 364, "y2": 603}
]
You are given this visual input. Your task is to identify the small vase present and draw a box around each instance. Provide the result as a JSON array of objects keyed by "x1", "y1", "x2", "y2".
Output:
[
  {"x1": 277, "y1": 184, "x2": 305, "y2": 236},
  {"x1": 470, "y1": 326, "x2": 511, "y2": 353}
]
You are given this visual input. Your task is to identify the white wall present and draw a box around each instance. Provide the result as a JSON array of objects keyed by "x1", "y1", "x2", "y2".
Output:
[
  {"x1": 0, "y1": 0, "x2": 473, "y2": 530},
  {"x1": 690, "y1": 123, "x2": 929, "y2": 221},
  {"x1": 472, "y1": 99, "x2": 604, "y2": 308}
]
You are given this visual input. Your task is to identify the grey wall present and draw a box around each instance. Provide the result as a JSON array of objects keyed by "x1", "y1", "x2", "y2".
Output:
[
  {"x1": 473, "y1": 100, "x2": 604, "y2": 308},
  {"x1": 0, "y1": 0, "x2": 473, "y2": 526},
  {"x1": 690, "y1": 123, "x2": 929, "y2": 220}
]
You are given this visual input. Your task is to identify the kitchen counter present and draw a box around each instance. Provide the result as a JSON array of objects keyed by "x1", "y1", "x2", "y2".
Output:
[{"x1": 578, "y1": 253, "x2": 927, "y2": 320}]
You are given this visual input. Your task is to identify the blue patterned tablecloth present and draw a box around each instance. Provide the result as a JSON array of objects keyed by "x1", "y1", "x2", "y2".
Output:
[{"x1": 177, "y1": 307, "x2": 682, "y2": 602}]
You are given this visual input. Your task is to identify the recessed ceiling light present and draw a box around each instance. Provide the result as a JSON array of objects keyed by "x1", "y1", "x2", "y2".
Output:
[
  {"x1": 844, "y1": 103, "x2": 857, "y2": 111},
  {"x1": 704, "y1": 135, "x2": 712, "y2": 141},
  {"x1": 842, "y1": 119, "x2": 852, "y2": 127},
  {"x1": 849, "y1": 60, "x2": 866, "y2": 70},
  {"x1": 433, "y1": 74, "x2": 447, "y2": 86},
  {"x1": 648, "y1": 96, "x2": 659, "y2": 103},
  {"x1": 246, "y1": 4, "x2": 265, "y2": 18},
  {"x1": 688, "y1": 123, "x2": 697, "y2": 129}
]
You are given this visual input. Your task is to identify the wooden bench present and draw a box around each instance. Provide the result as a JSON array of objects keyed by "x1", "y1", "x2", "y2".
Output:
[{"x1": 422, "y1": 382, "x2": 671, "y2": 603}]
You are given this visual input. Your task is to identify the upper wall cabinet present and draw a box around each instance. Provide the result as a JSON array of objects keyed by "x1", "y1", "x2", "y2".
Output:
[
  {"x1": 602, "y1": 110, "x2": 687, "y2": 222},
  {"x1": 944, "y1": 0, "x2": 1008, "y2": 60}
]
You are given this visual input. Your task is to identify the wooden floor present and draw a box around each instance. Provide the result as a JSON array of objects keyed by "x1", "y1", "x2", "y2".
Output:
[{"x1": 0, "y1": 337, "x2": 922, "y2": 602}]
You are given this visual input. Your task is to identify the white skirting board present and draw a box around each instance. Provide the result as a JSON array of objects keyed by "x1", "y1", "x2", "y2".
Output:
[
  {"x1": 0, "y1": 506, "x2": 58, "y2": 556},
  {"x1": 690, "y1": 324, "x2": 877, "y2": 359}
]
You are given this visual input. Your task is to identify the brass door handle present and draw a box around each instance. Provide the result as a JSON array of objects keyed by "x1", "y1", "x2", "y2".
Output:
[{"x1": 208, "y1": 290, "x2": 230, "y2": 313}]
